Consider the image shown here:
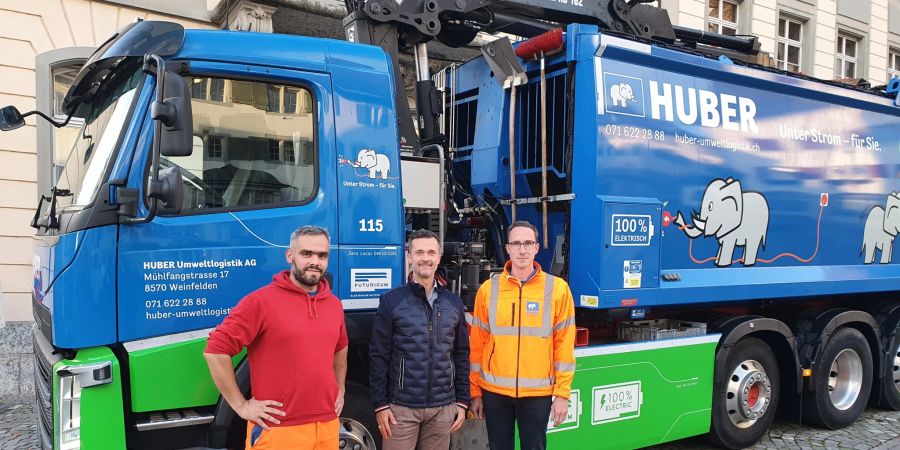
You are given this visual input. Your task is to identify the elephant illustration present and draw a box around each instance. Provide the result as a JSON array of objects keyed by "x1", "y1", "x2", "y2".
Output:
[
  {"x1": 609, "y1": 83, "x2": 637, "y2": 107},
  {"x1": 674, "y1": 178, "x2": 770, "y2": 267},
  {"x1": 352, "y1": 148, "x2": 390, "y2": 179},
  {"x1": 861, "y1": 192, "x2": 900, "y2": 264}
]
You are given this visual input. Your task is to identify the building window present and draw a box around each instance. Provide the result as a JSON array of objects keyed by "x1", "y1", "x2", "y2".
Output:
[
  {"x1": 52, "y1": 63, "x2": 84, "y2": 119},
  {"x1": 284, "y1": 141, "x2": 295, "y2": 163},
  {"x1": 835, "y1": 33, "x2": 860, "y2": 79},
  {"x1": 191, "y1": 78, "x2": 208, "y2": 100},
  {"x1": 708, "y1": 0, "x2": 739, "y2": 36},
  {"x1": 210, "y1": 79, "x2": 225, "y2": 102},
  {"x1": 268, "y1": 139, "x2": 281, "y2": 160},
  {"x1": 777, "y1": 17, "x2": 803, "y2": 73},
  {"x1": 889, "y1": 48, "x2": 900, "y2": 80},
  {"x1": 208, "y1": 136, "x2": 223, "y2": 158},
  {"x1": 284, "y1": 88, "x2": 298, "y2": 114},
  {"x1": 267, "y1": 85, "x2": 281, "y2": 112}
]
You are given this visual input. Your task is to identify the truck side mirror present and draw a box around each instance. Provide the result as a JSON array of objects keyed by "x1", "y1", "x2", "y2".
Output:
[
  {"x1": 154, "y1": 166, "x2": 184, "y2": 214},
  {"x1": 151, "y1": 70, "x2": 193, "y2": 157},
  {"x1": 0, "y1": 106, "x2": 25, "y2": 131}
]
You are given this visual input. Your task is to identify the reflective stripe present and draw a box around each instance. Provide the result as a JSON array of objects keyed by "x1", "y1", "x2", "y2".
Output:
[
  {"x1": 487, "y1": 273, "x2": 555, "y2": 337},
  {"x1": 481, "y1": 370, "x2": 553, "y2": 389},
  {"x1": 554, "y1": 361, "x2": 576, "y2": 372},
  {"x1": 472, "y1": 316, "x2": 491, "y2": 332},
  {"x1": 552, "y1": 316, "x2": 575, "y2": 332},
  {"x1": 470, "y1": 363, "x2": 481, "y2": 373}
]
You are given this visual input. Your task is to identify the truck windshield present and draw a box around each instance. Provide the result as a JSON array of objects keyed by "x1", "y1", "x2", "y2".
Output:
[{"x1": 54, "y1": 59, "x2": 143, "y2": 210}]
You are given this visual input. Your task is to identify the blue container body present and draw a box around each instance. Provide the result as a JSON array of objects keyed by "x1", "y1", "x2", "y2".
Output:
[
  {"x1": 451, "y1": 24, "x2": 900, "y2": 310},
  {"x1": 32, "y1": 24, "x2": 900, "y2": 348}
]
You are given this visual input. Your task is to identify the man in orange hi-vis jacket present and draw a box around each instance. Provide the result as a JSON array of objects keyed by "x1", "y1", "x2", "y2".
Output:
[{"x1": 469, "y1": 220, "x2": 577, "y2": 450}]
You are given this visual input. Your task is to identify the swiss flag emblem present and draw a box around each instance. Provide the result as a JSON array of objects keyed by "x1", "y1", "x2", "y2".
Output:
[{"x1": 662, "y1": 211, "x2": 673, "y2": 227}]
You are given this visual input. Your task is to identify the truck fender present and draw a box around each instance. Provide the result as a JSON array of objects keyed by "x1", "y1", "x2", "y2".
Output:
[
  {"x1": 712, "y1": 315, "x2": 802, "y2": 395},
  {"x1": 208, "y1": 356, "x2": 251, "y2": 448},
  {"x1": 872, "y1": 303, "x2": 900, "y2": 358},
  {"x1": 866, "y1": 303, "x2": 900, "y2": 406},
  {"x1": 798, "y1": 309, "x2": 881, "y2": 392}
]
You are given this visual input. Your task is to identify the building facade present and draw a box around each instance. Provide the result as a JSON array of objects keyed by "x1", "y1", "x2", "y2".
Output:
[
  {"x1": 0, "y1": 0, "x2": 223, "y2": 404},
  {"x1": 664, "y1": 0, "x2": 900, "y2": 85}
]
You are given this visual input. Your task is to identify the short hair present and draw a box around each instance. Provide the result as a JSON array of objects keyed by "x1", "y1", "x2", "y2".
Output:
[
  {"x1": 406, "y1": 229, "x2": 440, "y2": 251},
  {"x1": 506, "y1": 221, "x2": 538, "y2": 241},
  {"x1": 290, "y1": 225, "x2": 330, "y2": 245}
]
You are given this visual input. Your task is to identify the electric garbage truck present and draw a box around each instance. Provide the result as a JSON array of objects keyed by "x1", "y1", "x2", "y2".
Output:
[{"x1": 1, "y1": 1, "x2": 899, "y2": 449}]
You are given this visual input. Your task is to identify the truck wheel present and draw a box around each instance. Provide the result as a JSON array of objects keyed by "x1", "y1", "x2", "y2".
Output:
[
  {"x1": 879, "y1": 328, "x2": 900, "y2": 410},
  {"x1": 803, "y1": 327, "x2": 873, "y2": 429},
  {"x1": 881, "y1": 332, "x2": 900, "y2": 411},
  {"x1": 339, "y1": 385, "x2": 380, "y2": 450},
  {"x1": 875, "y1": 305, "x2": 900, "y2": 411},
  {"x1": 710, "y1": 337, "x2": 780, "y2": 449}
]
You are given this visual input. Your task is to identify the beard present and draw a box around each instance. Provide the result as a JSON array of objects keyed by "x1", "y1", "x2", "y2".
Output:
[
  {"x1": 291, "y1": 262, "x2": 323, "y2": 288},
  {"x1": 412, "y1": 262, "x2": 436, "y2": 280}
]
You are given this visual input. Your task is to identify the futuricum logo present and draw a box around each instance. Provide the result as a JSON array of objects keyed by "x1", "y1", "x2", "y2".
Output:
[{"x1": 350, "y1": 268, "x2": 392, "y2": 292}]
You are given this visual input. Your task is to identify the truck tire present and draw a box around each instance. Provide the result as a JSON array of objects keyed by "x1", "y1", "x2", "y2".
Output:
[
  {"x1": 803, "y1": 327, "x2": 873, "y2": 429},
  {"x1": 710, "y1": 337, "x2": 780, "y2": 449},
  {"x1": 339, "y1": 384, "x2": 380, "y2": 450},
  {"x1": 878, "y1": 328, "x2": 900, "y2": 410}
]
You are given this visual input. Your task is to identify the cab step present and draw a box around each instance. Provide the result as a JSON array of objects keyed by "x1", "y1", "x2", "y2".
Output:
[{"x1": 135, "y1": 409, "x2": 214, "y2": 431}]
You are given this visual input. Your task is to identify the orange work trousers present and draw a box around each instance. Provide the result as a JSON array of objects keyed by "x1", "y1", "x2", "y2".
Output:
[{"x1": 245, "y1": 418, "x2": 339, "y2": 450}]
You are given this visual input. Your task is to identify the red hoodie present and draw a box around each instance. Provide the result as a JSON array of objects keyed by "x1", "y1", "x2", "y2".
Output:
[{"x1": 206, "y1": 270, "x2": 348, "y2": 426}]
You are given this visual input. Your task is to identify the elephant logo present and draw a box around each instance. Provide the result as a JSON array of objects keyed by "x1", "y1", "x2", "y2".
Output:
[
  {"x1": 609, "y1": 83, "x2": 637, "y2": 107},
  {"x1": 339, "y1": 148, "x2": 391, "y2": 179},
  {"x1": 674, "y1": 178, "x2": 770, "y2": 267},
  {"x1": 861, "y1": 192, "x2": 900, "y2": 264}
]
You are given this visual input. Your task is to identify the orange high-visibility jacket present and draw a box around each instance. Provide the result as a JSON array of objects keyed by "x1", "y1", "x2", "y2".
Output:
[{"x1": 469, "y1": 262, "x2": 576, "y2": 399}]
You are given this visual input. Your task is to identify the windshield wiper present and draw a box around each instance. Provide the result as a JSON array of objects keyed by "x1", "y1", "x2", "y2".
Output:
[{"x1": 31, "y1": 187, "x2": 72, "y2": 231}]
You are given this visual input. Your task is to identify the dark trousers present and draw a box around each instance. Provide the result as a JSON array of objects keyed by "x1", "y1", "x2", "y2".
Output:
[{"x1": 482, "y1": 390, "x2": 552, "y2": 450}]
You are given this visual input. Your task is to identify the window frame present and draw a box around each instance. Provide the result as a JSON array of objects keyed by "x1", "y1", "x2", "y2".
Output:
[
  {"x1": 776, "y1": 15, "x2": 804, "y2": 73},
  {"x1": 157, "y1": 72, "x2": 321, "y2": 217},
  {"x1": 206, "y1": 135, "x2": 224, "y2": 159},
  {"x1": 51, "y1": 63, "x2": 87, "y2": 126},
  {"x1": 835, "y1": 31, "x2": 861, "y2": 79},
  {"x1": 889, "y1": 47, "x2": 900, "y2": 80},
  {"x1": 267, "y1": 138, "x2": 282, "y2": 161},
  {"x1": 283, "y1": 140, "x2": 296, "y2": 163},
  {"x1": 36, "y1": 48, "x2": 95, "y2": 199},
  {"x1": 707, "y1": 0, "x2": 740, "y2": 36},
  {"x1": 284, "y1": 88, "x2": 299, "y2": 114}
]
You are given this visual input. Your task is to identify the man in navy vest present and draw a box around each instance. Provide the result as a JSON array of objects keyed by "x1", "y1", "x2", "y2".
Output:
[{"x1": 369, "y1": 229, "x2": 470, "y2": 449}]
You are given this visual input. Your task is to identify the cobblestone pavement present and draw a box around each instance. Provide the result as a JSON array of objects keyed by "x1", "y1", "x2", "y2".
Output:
[
  {"x1": 649, "y1": 409, "x2": 900, "y2": 450},
  {"x1": 2, "y1": 401, "x2": 898, "y2": 449},
  {"x1": 0, "y1": 404, "x2": 38, "y2": 450}
]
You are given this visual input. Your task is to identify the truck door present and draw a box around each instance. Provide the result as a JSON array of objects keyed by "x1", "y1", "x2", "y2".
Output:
[{"x1": 117, "y1": 65, "x2": 338, "y2": 342}]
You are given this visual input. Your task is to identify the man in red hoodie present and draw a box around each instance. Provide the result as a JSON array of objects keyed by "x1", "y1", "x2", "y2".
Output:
[{"x1": 205, "y1": 225, "x2": 348, "y2": 449}]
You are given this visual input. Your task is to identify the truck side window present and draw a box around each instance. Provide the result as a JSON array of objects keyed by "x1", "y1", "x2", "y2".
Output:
[{"x1": 161, "y1": 77, "x2": 317, "y2": 214}]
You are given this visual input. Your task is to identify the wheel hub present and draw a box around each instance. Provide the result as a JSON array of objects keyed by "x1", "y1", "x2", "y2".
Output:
[
  {"x1": 725, "y1": 359, "x2": 772, "y2": 428},
  {"x1": 828, "y1": 348, "x2": 863, "y2": 411},
  {"x1": 338, "y1": 417, "x2": 377, "y2": 450}
]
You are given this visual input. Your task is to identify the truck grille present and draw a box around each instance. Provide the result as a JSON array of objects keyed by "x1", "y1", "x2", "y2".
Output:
[{"x1": 33, "y1": 329, "x2": 60, "y2": 450}]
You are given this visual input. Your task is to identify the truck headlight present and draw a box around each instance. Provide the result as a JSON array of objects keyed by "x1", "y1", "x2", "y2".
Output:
[
  {"x1": 56, "y1": 361, "x2": 111, "y2": 450},
  {"x1": 59, "y1": 374, "x2": 81, "y2": 450}
]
